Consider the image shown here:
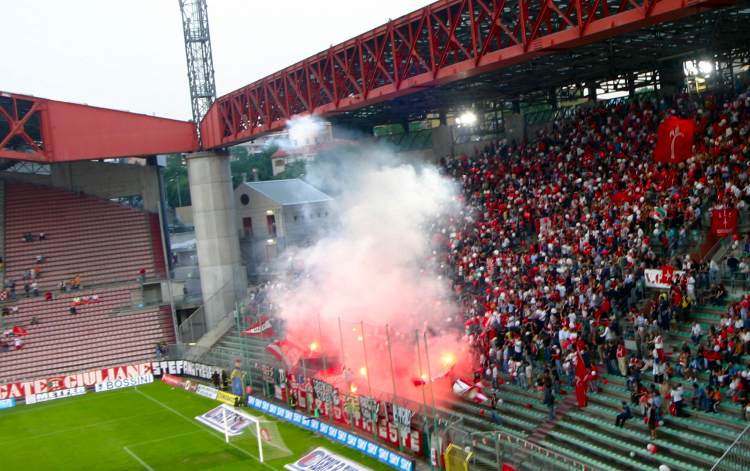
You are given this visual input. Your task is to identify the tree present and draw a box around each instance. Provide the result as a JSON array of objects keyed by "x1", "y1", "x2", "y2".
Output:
[
  {"x1": 163, "y1": 154, "x2": 190, "y2": 208},
  {"x1": 273, "y1": 159, "x2": 306, "y2": 180},
  {"x1": 229, "y1": 144, "x2": 276, "y2": 187}
]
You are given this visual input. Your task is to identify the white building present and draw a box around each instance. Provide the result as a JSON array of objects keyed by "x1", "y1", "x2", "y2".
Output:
[{"x1": 234, "y1": 179, "x2": 333, "y2": 264}]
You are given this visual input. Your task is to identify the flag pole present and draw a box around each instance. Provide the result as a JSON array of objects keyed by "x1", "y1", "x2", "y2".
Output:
[
  {"x1": 317, "y1": 313, "x2": 332, "y2": 422},
  {"x1": 415, "y1": 330, "x2": 433, "y2": 471},
  {"x1": 338, "y1": 316, "x2": 354, "y2": 431},
  {"x1": 360, "y1": 321, "x2": 376, "y2": 439},
  {"x1": 386, "y1": 324, "x2": 404, "y2": 452},
  {"x1": 423, "y1": 330, "x2": 442, "y2": 471}
]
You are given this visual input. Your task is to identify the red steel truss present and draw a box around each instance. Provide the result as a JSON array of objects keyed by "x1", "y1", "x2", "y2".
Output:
[
  {"x1": 201, "y1": 0, "x2": 732, "y2": 148},
  {"x1": 0, "y1": 92, "x2": 198, "y2": 162}
]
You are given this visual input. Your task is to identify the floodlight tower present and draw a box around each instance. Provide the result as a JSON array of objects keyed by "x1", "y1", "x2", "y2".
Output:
[{"x1": 178, "y1": 0, "x2": 216, "y2": 137}]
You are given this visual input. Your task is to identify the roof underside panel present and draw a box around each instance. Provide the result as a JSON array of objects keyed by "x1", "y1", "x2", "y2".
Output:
[
  {"x1": 0, "y1": 92, "x2": 198, "y2": 162},
  {"x1": 200, "y1": 0, "x2": 740, "y2": 148}
]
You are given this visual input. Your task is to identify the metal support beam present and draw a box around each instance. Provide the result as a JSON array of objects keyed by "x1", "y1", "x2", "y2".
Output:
[{"x1": 201, "y1": 0, "x2": 735, "y2": 148}]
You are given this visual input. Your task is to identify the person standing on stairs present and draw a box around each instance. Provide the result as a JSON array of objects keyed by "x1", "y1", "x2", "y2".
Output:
[
  {"x1": 543, "y1": 380, "x2": 555, "y2": 420},
  {"x1": 645, "y1": 400, "x2": 658, "y2": 440},
  {"x1": 615, "y1": 401, "x2": 632, "y2": 428}
]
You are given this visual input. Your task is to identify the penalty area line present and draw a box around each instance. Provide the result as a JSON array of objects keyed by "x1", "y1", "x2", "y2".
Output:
[
  {"x1": 133, "y1": 388, "x2": 276, "y2": 471},
  {"x1": 123, "y1": 446, "x2": 155, "y2": 471}
]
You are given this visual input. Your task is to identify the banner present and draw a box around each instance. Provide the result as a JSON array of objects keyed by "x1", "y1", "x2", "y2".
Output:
[
  {"x1": 0, "y1": 398, "x2": 16, "y2": 409},
  {"x1": 393, "y1": 404, "x2": 414, "y2": 435},
  {"x1": 217, "y1": 390, "x2": 240, "y2": 406},
  {"x1": 452, "y1": 378, "x2": 488, "y2": 403},
  {"x1": 711, "y1": 207, "x2": 738, "y2": 237},
  {"x1": 644, "y1": 268, "x2": 685, "y2": 289},
  {"x1": 654, "y1": 116, "x2": 694, "y2": 163},
  {"x1": 161, "y1": 373, "x2": 184, "y2": 387},
  {"x1": 95, "y1": 374, "x2": 153, "y2": 392},
  {"x1": 266, "y1": 338, "x2": 306, "y2": 369},
  {"x1": 241, "y1": 315, "x2": 275, "y2": 338},
  {"x1": 150, "y1": 360, "x2": 218, "y2": 380},
  {"x1": 285, "y1": 447, "x2": 373, "y2": 471},
  {"x1": 26, "y1": 387, "x2": 86, "y2": 404},
  {"x1": 195, "y1": 384, "x2": 220, "y2": 400},
  {"x1": 0, "y1": 362, "x2": 153, "y2": 400}
]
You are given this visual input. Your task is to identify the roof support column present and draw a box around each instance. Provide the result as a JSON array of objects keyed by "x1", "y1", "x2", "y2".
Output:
[
  {"x1": 186, "y1": 150, "x2": 247, "y2": 331},
  {"x1": 658, "y1": 59, "x2": 686, "y2": 97}
]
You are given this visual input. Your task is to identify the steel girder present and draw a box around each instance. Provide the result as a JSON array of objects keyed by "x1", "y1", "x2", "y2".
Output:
[
  {"x1": 200, "y1": 0, "x2": 734, "y2": 148},
  {"x1": 0, "y1": 92, "x2": 198, "y2": 162}
]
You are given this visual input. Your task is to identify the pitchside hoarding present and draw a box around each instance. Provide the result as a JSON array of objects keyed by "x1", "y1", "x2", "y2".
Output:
[
  {"x1": 0, "y1": 360, "x2": 220, "y2": 400},
  {"x1": 25, "y1": 387, "x2": 86, "y2": 404},
  {"x1": 94, "y1": 374, "x2": 154, "y2": 392},
  {"x1": 285, "y1": 447, "x2": 373, "y2": 471},
  {"x1": 0, "y1": 398, "x2": 16, "y2": 409}
]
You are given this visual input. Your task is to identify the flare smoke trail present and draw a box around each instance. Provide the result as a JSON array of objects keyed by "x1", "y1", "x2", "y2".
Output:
[{"x1": 269, "y1": 124, "x2": 469, "y2": 403}]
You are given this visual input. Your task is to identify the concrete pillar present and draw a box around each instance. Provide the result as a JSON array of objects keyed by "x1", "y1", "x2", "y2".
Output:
[
  {"x1": 549, "y1": 87, "x2": 558, "y2": 110},
  {"x1": 431, "y1": 125, "x2": 453, "y2": 158},
  {"x1": 504, "y1": 112, "x2": 525, "y2": 144},
  {"x1": 659, "y1": 59, "x2": 685, "y2": 97},
  {"x1": 186, "y1": 151, "x2": 247, "y2": 330},
  {"x1": 627, "y1": 73, "x2": 636, "y2": 98},
  {"x1": 586, "y1": 81, "x2": 598, "y2": 101}
]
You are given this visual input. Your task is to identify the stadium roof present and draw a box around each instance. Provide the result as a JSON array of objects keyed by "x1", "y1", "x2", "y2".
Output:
[
  {"x1": 333, "y1": 2, "x2": 750, "y2": 127},
  {"x1": 201, "y1": 0, "x2": 750, "y2": 148},
  {"x1": 240, "y1": 179, "x2": 332, "y2": 206}
]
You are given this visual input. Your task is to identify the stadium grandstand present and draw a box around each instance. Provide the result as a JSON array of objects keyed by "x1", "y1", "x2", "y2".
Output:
[{"x1": 3, "y1": 1, "x2": 750, "y2": 471}]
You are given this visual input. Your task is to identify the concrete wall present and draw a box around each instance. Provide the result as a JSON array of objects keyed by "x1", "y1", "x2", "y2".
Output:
[
  {"x1": 504, "y1": 113, "x2": 525, "y2": 143},
  {"x1": 234, "y1": 185, "x2": 283, "y2": 239},
  {"x1": 281, "y1": 201, "x2": 332, "y2": 246},
  {"x1": 187, "y1": 151, "x2": 247, "y2": 330},
  {"x1": 431, "y1": 125, "x2": 453, "y2": 159},
  {"x1": 0, "y1": 160, "x2": 162, "y2": 212}
]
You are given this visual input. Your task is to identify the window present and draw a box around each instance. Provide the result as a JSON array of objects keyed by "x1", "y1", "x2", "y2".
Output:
[
  {"x1": 242, "y1": 217, "x2": 253, "y2": 237},
  {"x1": 266, "y1": 214, "x2": 277, "y2": 237},
  {"x1": 240, "y1": 194, "x2": 249, "y2": 205}
]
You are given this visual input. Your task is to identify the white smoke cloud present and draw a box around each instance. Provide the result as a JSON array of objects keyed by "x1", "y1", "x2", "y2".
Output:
[{"x1": 269, "y1": 125, "x2": 467, "y2": 401}]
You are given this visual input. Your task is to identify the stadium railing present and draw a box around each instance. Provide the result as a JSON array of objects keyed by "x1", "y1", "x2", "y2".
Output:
[{"x1": 709, "y1": 422, "x2": 750, "y2": 471}]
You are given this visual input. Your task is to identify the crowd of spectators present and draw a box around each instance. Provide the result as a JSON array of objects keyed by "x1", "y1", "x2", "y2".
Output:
[{"x1": 435, "y1": 88, "x2": 750, "y2": 431}]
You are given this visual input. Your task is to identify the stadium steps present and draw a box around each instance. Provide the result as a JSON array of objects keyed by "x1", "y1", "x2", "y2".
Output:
[
  {"x1": 597, "y1": 376, "x2": 748, "y2": 425},
  {"x1": 580, "y1": 403, "x2": 728, "y2": 453},
  {"x1": 0, "y1": 285, "x2": 174, "y2": 382},
  {"x1": 553, "y1": 416, "x2": 707, "y2": 471},
  {"x1": 3, "y1": 181, "x2": 162, "y2": 290},
  {"x1": 565, "y1": 409, "x2": 721, "y2": 466}
]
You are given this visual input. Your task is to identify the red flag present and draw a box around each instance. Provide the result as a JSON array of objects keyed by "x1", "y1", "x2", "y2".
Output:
[
  {"x1": 241, "y1": 315, "x2": 274, "y2": 338},
  {"x1": 264, "y1": 338, "x2": 305, "y2": 369},
  {"x1": 411, "y1": 377, "x2": 426, "y2": 387},
  {"x1": 654, "y1": 116, "x2": 694, "y2": 163},
  {"x1": 575, "y1": 351, "x2": 589, "y2": 408},
  {"x1": 711, "y1": 207, "x2": 738, "y2": 237},
  {"x1": 12, "y1": 325, "x2": 28, "y2": 336}
]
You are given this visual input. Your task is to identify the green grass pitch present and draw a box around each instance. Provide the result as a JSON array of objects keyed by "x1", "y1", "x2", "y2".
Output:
[{"x1": 0, "y1": 380, "x2": 391, "y2": 470}]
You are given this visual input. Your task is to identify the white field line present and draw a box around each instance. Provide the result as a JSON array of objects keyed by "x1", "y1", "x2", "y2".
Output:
[
  {"x1": 133, "y1": 388, "x2": 276, "y2": 471},
  {"x1": 123, "y1": 446, "x2": 156, "y2": 471}
]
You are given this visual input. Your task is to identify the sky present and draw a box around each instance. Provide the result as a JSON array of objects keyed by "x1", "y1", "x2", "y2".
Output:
[{"x1": 1, "y1": 0, "x2": 429, "y2": 121}]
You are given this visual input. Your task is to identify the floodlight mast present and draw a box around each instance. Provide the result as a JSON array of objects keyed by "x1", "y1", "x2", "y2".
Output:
[{"x1": 178, "y1": 0, "x2": 216, "y2": 143}]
